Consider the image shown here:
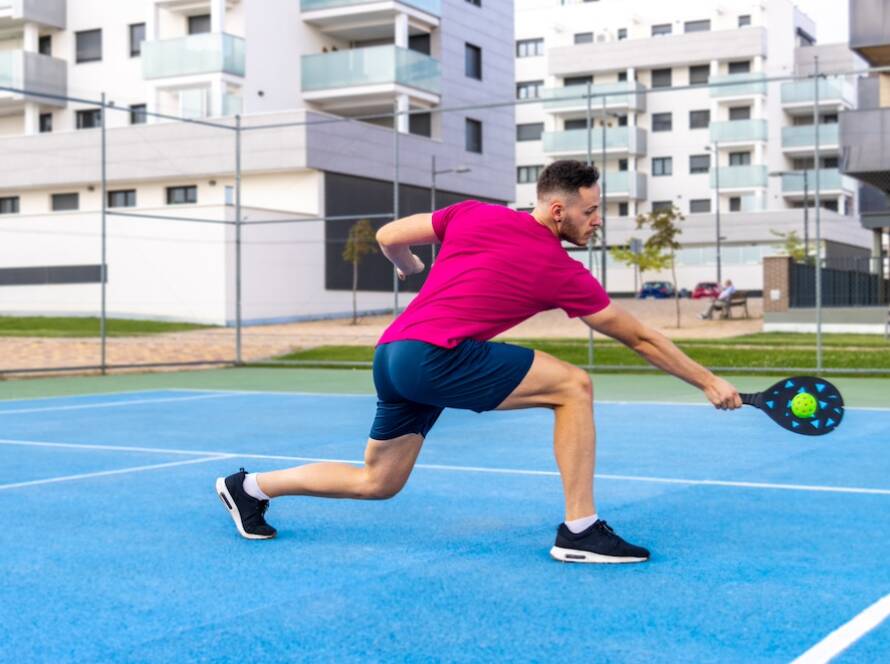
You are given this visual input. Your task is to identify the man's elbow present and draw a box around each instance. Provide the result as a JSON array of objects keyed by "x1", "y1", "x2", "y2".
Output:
[{"x1": 375, "y1": 226, "x2": 391, "y2": 247}]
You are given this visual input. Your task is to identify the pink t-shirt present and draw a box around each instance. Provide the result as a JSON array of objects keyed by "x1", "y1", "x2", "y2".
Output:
[{"x1": 378, "y1": 200, "x2": 610, "y2": 349}]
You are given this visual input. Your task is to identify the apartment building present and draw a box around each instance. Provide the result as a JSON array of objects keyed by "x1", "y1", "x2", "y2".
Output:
[
  {"x1": 514, "y1": 0, "x2": 873, "y2": 293},
  {"x1": 0, "y1": 0, "x2": 514, "y2": 324}
]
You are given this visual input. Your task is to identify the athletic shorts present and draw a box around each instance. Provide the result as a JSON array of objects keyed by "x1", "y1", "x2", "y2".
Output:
[{"x1": 368, "y1": 339, "x2": 535, "y2": 441}]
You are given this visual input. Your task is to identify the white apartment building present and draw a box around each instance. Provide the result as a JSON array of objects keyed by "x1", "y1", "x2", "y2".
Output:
[
  {"x1": 0, "y1": 0, "x2": 515, "y2": 324},
  {"x1": 514, "y1": 0, "x2": 874, "y2": 294}
]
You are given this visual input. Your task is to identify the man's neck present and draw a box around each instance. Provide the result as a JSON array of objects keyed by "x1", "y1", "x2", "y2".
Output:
[{"x1": 531, "y1": 208, "x2": 559, "y2": 238}]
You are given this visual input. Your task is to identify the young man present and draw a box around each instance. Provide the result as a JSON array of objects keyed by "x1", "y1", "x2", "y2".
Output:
[{"x1": 216, "y1": 160, "x2": 742, "y2": 564}]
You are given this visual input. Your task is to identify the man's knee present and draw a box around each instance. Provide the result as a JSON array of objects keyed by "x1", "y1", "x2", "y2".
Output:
[
  {"x1": 357, "y1": 470, "x2": 405, "y2": 500},
  {"x1": 560, "y1": 365, "x2": 593, "y2": 403}
]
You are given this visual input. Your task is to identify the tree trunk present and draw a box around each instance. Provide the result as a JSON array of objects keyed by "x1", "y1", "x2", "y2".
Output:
[
  {"x1": 671, "y1": 256, "x2": 681, "y2": 328},
  {"x1": 351, "y1": 260, "x2": 358, "y2": 325}
]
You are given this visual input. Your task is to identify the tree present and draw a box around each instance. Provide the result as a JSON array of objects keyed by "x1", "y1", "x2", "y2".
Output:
[
  {"x1": 342, "y1": 219, "x2": 378, "y2": 325},
  {"x1": 770, "y1": 229, "x2": 807, "y2": 263},
  {"x1": 611, "y1": 242, "x2": 672, "y2": 291}
]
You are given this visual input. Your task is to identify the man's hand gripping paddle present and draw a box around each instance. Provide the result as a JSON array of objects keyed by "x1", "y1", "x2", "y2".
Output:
[{"x1": 739, "y1": 376, "x2": 844, "y2": 436}]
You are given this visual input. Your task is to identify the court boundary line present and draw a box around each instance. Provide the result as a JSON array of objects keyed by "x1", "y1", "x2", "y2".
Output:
[
  {"x1": 2, "y1": 438, "x2": 889, "y2": 497},
  {"x1": 0, "y1": 388, "x2": 181, "y2": 404},
  {"x1": 791, "y1": 592, "x2": 890, "y2": 663},
  {"x1": 0, "y1": 391, "x2": 250, "y2": 415}
]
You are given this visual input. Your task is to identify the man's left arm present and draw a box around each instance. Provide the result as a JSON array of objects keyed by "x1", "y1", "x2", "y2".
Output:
[{"x1": 376, "y1": 213, "x2": 436, "y2": 280}]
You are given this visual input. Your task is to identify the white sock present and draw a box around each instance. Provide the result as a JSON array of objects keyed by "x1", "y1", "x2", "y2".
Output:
[
  {"x1": 242, "y1": 473, "x2": 270, "y2": 501},
  {"x1": 565, "y1": 513, "x2": 599, "y2": 534}
]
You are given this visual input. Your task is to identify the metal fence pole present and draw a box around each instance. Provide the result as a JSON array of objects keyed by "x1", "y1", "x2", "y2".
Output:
[
  {"x1": 600, "y1": 95, "x2": 607, "y2": 292},
  {"x1": 393, "y1": 100, "x2": 400, "y2": 317},
  {"x1": 100, "y1": 91, "x2": 107, "y2": 375},
  {"x1": 430, "y1": 154, "x2": 437, "y2": 264},
  {"x1": 235, "y1": 114, "x2": 243, "y2": 365},
  {"x1": 813, "y1": 57, "x2": 823, "y2": 373},
  {"x1": 586, "y1": 82, "x2": 594, "y2": 369}
]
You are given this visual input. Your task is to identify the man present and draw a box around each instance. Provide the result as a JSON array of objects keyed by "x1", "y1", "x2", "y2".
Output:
[
  {"x1": 700, "y1": 279, "x2": 737, "y2": 320},
  {"x1": 216, "y1": 160, "x2": 742, "y2": 564}
]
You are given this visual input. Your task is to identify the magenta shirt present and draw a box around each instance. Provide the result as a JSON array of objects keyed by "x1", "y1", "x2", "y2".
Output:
[{"x1": 378, "y1": 200, "x2": 610, "y2": 349}]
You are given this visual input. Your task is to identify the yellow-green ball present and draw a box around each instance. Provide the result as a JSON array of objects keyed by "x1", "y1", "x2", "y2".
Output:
[{"x1": 791, "y1": 392, "x2": 818, "y2": 418}]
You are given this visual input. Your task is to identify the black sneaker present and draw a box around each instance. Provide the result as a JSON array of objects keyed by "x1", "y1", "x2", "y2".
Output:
[
  {"x1": 550, "y1": 520, "x2": 649, "y2": 564},
  {"x1": 215, "y1": 468, "x2": 277, "y2": 540}
]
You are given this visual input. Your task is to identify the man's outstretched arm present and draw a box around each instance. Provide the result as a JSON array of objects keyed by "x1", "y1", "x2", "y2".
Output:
[
  {"x1": 581, "y1": 303, "x2": 742, "y2": 410},
  {"x1": 376, "y1": 213, "x2": 435, "y2": 280}
]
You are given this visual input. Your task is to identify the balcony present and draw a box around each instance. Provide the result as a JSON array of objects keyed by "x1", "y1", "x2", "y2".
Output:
[
  {"x1": 541, "y1": 81, "x2": 646, "y2": 116},
  {"x1": 602, "y1": 171, "x2": 646, "y2": 200},
  {"x1": 541, "y1": 127, "x2": 647, "y2": 158},
  {"x1": 0, "y1": 0, "x2": 65, "y2": 29},
  {"x1": 839, "y1": 108, "x2": 890, "y2": 193},
  {"x1": 781, "y1": 169, "x2": 855, "y2": 195},
  {"x1": 781, "y1": 79, "x2": 856, "y2": 113},
  {"x1": 142, "y1": 33, "x2": 245, "y2": 80},
  {"x1": 781, "y1": 124, "x2": 839, "y2": 152},
  {"x1": 302, "y1": 0, "x2": 439, "y2": 13},
  {"x1": 709, "y1": 72, "x2": 767, "y2": 100},
  {"x1": 709, "y1": 119, "x2": 767, "y2": 144},
  {"x1": 301, "y1": 0, "x2": 439, "y2": 40},
  {"x1": 710, "y1": 165, "x2": 767, "y2": 189},
  {"x1": 0, "y1": 50, "x2": 67, "y2": 109}
]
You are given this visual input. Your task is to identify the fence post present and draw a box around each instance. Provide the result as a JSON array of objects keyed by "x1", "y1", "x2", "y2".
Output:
[
  {"x1": 393, "y1": 99, "x2": 400, "y2": 317},
  {"x1": 813, "y1": 56, "x2": 822, "y2": 373},
  {"x1": 585, "y1": 82, "x2": 594, "y2": 369},
  {"x1": 235, "y1": 114, "x2": 243, "y2": 365},
  {"x1": 100, "y1": 91, "x2": 107, "y2": 375}
]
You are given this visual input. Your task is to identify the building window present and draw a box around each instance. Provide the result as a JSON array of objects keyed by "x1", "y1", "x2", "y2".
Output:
[
  {"x1": 652, "y1": 112, "x2": 672, "y2": 132},
  {"x1": 409, "y1": 112, "x2": 431, "y2": 137},
  {"x1": 689, "y1": 109, "x2": 710, "y2": 129},
  {"x1": 728, "y1": 60, "x2": 751, "y2": 74},
  {"x1": 652, "y1": 201, "x2": 673, "y2": 212},
  {"x1": 75, "y1": 29, "x2": 102, "y2": 63},
  {"x1": 823, "y1": 200, "x2": 839, "y2": 212},
  {"x1": 652, "y1": 157, "x2": 672, "y2": 176},
  {"x1": 188, "y1": 14, "x2": 211, "y2": 35},
  {"x1": 166, "y1": 186, "x2": 197, "y2": 205},
  {"x1": 618, "y1": 202, "x2": 629, "y2": 217},
  {"x1": 0, "y1": 196, "x2": 20, "y2": 215},
  {"x1": 38, "y1": 35, "x2": 52, "y2": 56},
  {"x1": 108, "y1": 190, "x2": 136, "y2": 208},
  {"x1": 76, "y1": 109, "x2": 102, "y2": 129},
  {"x1": 564, "y1": 119, "x2": 588, "y2": 130},
  {"x1": 517, "y1": 122, "x2": 544, "y2": 141},
  {"x1": 564, "y1": 75, "x2": 593, "y2": 87},
  {"x1": 517, "y1": 165, "x2": 544, "y2": 184},
  {"x1": 465, "y1": 0, "x2": 481, "y2": 6},
  {"x1": 39, "y1": 113, "x2": 52, "y2": 133},
  {"x1": 684, "y1": 20, "x2": 711, "y2": 33},
  {"x1": 516, "y1": 80, "x2": 543, "y2": 99},
  {"x1": 465, "y1": 118, "x2": 483, "y2": 153},
  {"x1": 618, "y1": 159, "x2": 628, "y2": 172},
  {"x1": 225, "y1": 186, "x2": 235, "y2": 206},
  {"x1": 617, "y1": 71, "x2": 627, "y2": 82},
  {"x1": 728, "y1": 106, "x2": 751, "y2": 121},
  {"x1": 823, "y1": 156, "x2": 839, "y2": 168},
  {"x1": 689, "y1": 65, "x2": 709, "y2": 85},
  {"x1": 51, "y1": 193, "x2": 79, "y2": 211},
  {"x1": 129, "y1": 23, "x2": 145, "y2": 57},
  {"x1": 738, "y1": 15, "x2": 751, "y2": 27},
  {"x1": 516, "y1": 38, "x2": 544, "y2": 58},
  {"x1": 130, "y1": 104, "x2": 147, "y2": 125},
  {"x1": 822, "y1": 113, "x2": 839, "y2": 124},
  {"x1": 689, "y1": 154, "x2": 710, "y2": 174},
  {"x1": 574, "y1": 32, "x2": 593, "y2": 44},
  {"x1": 793, "y1": 157, "x2": 815, "y2": 170},
  {"x1": 729, "y1": 152, "x2": 751, "y2": 166},
  {"x1": 617, "y1": 28, "x2": 627, "y2": 40},
  {"x1": 729, "y1": 196, "x2": 742, "y2": 212},
  {"x1": 465, "y1": 43, "x2": 482, "y2": 80},
  {"x1": 617, "y1": 115, "x2": 628, "y2": 126},
  {"x1": 651, "y1": 68, "x2": 672, "y2": 89},
  {"x1": 690, "y1": 199, "x2": 711, "y2": 213},
  {"x1": 651, "y1": 24, "x2": 672, "y2": 37}
]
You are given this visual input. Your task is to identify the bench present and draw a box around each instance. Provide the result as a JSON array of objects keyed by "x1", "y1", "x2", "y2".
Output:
[{"x1": 719, "y1": 292, "x2": 749, "y2": 320}]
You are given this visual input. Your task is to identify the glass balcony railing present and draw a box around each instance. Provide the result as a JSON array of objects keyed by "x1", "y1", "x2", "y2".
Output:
[
  {"x1": 781, "y1": 79, "x2": 854, "y2": 105},
  {"x1": 601, "y1": 171, "x2": 646, "y2": 198},
  {"x1": 710, "y1": 165, "x2": 767, "y2": 188},
  {"x1": 223, "y1": 93, "x2": 243, "y2": 116},
  {"x1": 781, "y1": 169, "x2": 845, "y2": 192},
  {"x1": 709, "y1": 119, "x2": 767, "y2": 143},
  {"x1": 781, "y1": 123, "x2": 839, "y2": 148},
  {"x1": 301, "y1": 0, "x2": 440, "y2": 14},
  {"x1": 542, "y1": 127, "x2": 645, "y2": 155},
  {"x1": 0, "y1": 50, "x2": 66, "y2": 102},
  {"x1": 709, "y1": 72, "x2": 767, "y2": 98},
  {"x1": 142, "y1": 33, "x2": 245, "y2": 80},
  {"x1": 0, "y1": 50, "x2": 18, "y2": 89},
  {"x1": 301, "y1": 45, "x2": 440, "y2": 95},
  {"x1": 541, "y1": 81, "x2": 646, "y2": 112}
]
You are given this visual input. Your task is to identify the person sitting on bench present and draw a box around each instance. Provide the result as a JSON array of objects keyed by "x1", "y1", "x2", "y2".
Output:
[{"x1": 699, "y1": 279, "x2": 736, "y2": 320}]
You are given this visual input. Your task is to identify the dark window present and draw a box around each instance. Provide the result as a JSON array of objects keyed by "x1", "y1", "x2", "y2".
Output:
[
  {"x1": 517, "y1": 165, "x2": 544, "y2": 184},
  {"x1": 617, "y1": 71, "x2": 627, "y2": 82},
  {"x1": 465, "y1": 118, "x2": 482, "y2": 153},
  {"x1": 574, "y1": 32, "x2": 593, "y2": 44},
  {"x1": 690, "y1": 199, "x2": 711, "y2": 213},
  {"x1": 738, "y1": 15, "x2": 751, "y2": 27},
  {"x1": 130, "y1": 104, "x2": 147, "y2": 125},
  {"x1": 617, "y1": 115, "x2": 628, "y2": 126},
  {"x1": 689, "y1": 109, "x2": 710, "y2": 129},
  {"x1": 51, "y1": 193, "x2": 79, "y2": 211},
  {"x1": 516, "y1": 80, "x2": 543, "y2": 99},
  {"x1": 108, "y1": 190, "x2": 136, "y2": 208},
  {"x1": 188, "y1": 14, "x2": 211, "y2": 35},
  {"x1": 465, "y1": 43, "x2": 482, "y2": 80},
  {"x1": 652, "y1": 157, "x2": 672, "y2": 176},
  {"x1": 75, "y1": 29, "x2": 102, "y2": 63},
  {"x1": 651, "y1": 68, "x2": 672, "y2": 88},
  {"x1": 564, "y1": 119, "x2": 588, "y2": 130},
  {"x1": 652, "y1": 201, "x2": 672, "y2": 212},
  {"x1": 728, "y1": 60, "x2": 751, "y2": 74},
  {"x1": 823, "y1": 200, "x2": 838, "y2": 212},
  {"x1": 729, "y1": 152, "x2": 751, "y2": 166},
  {"x1": 38, "y1": 35, "x2": 52, "y2": 56},
  {"x1": 652, "y1": 112, "x2": 672, "y2": 132},
  {"x1": 729, "y1": 106, "x2": 751, "y2": 121},
  {"x1": 0, "y1": 196, "x2": 19, "y2": 214},
  {"x1": 689, "y1": 65, "x2": 709, "y2": 85},
  {"x1": 76, "y1": 109, "x2": 102, "y2": 129},
  {"x1": 729, "y1": 196, "x2": 742, "y2": 212},
  {"x1": 39, "y1": 113, "x2": 52, "y2": 133},
  {"x1": 465, "y1": 0, "x2": 481, "y2": 5},
  {"x1": 618, "y1": 202, "x2": 629, "y2": 216},
  {"x1": 684, "y1": 20, "x2": 710, "y2": 33},
  {"x1": 618, "y1": 159, "x2": 628, "y2": 171},
  {"x1": 651, "y1": 24, "x2": 672, "y2": 37},
  {"x1": 129, "y1": 23, "x2": 145, "y2": 57},
  {"x1": 822, "y1": 156, "x2": 839, "y2": 168},
  {"x1": 689, "y1": 154, "x2": 710, "y2": 174},
  {"x1": 617, "y1": 28, "x2": 627, "y2": 40},
  {"x1": 409, "y1": 34, "x2": 430, "y2": 54},
  {"x1": 822, "y1": 113, "x2": 839, "y2": 124},
  {"x1": 564, "y1": 75, "x2": 593, "y2": 87},
  {"x1": 166, "y1": 186, "x2": 197, "y2": 205},
  {"x1": 516, "y1": 38, "x2": 544, "y2": 57},
  {"x1": 409, "y1": 112, "x2": 431, "y2": 137},
  {"x1": 793, "y1": 157, "x2": 815, "y2": 170},
  {"x1": 517, "y1": 122, "x2": 544, "y2": 141}
]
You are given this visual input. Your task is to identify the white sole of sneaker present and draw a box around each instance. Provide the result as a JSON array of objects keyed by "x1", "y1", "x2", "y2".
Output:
[
  {"x1": 550, "y1": 546, "x2": 648, "y2": 564},
  {"x1": 215, "y1": 477, "x2": 276, "y2": 540}
]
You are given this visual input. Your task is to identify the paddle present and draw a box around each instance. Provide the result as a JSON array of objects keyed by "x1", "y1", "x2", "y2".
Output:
[{"x1": 739, "y1": 376, "x2": 844, "y2": 436}]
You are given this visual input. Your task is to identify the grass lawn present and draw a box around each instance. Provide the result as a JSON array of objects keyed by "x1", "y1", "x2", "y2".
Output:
[{"x1": 0, "y1": 317, "x2": 215, "y2": 338}]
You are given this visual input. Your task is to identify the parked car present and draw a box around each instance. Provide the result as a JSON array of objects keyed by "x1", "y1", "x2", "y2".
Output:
[
  {"x1": 692, "y1": 281, "x2": 721, "y2": 299},
  {"x1": 638, "y1": 281, "x2": 675, "y2": 299}
]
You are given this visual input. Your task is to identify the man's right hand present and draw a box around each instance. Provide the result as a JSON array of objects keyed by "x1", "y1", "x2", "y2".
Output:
[{"x1": 703, "y1": 375, "x2": 742, "y2": 410}]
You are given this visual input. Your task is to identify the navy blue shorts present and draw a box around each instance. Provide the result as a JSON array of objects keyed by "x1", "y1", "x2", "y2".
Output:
[{"x1": 369, "y1": 339, "x2": 535, "y2": 441}]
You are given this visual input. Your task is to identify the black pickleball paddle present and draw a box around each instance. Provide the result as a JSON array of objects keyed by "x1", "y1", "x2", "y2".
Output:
[{"x1": 739, "y1": 376, "x2": 844, "y2": 436}]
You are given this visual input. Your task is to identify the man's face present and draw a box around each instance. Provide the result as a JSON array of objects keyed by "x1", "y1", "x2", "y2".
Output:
[{"x1": 554, "y1": 184, "x2": 602, "y2": 247}]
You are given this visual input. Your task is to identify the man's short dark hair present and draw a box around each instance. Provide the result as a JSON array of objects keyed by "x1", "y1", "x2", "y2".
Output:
[{"x1": 536, "y1": 160, "x2": 600, "y2": 199}]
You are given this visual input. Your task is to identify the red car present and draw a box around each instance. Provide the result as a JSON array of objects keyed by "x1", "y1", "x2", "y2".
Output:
[{"x1": 692, "y1": 281, "x2": 721, "y2": 299}]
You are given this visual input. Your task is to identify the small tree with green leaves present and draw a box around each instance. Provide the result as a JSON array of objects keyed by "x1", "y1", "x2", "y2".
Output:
[
  {"x1": 342, "y1": 219, "x2": 378, "y2": 325},
  {"x1": 611, "y1": 241, "x2": 672, "y2": 292},
  {"x1": 770, "y1": 229, "x2": 807, "y2": 263}
]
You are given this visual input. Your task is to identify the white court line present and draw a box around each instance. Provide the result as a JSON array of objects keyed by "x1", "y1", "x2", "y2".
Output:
[
  {"x1": 0, "y1": 391, "x2": 248, "y2": 415},
  {"x1": 0, "y1": 388, "x2": 170, "y2": 404},
  {"x1": 791, "y1": 592, "x2": 890, "y2": 663},
  {"x1": 0, "y1": 454, "x2": 233, "y2": 491},
  {"x1": 2, "y1": 438, "x2": 889, "y2": 497}
]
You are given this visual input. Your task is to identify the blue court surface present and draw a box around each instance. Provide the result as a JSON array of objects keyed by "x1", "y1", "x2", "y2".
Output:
[{"x1": 2, "y1": 387, "x2": 889, "y2": 663}]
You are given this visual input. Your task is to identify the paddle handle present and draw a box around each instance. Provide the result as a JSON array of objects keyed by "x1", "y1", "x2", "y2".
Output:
[{"x1": 739, "y1": 392, "x2": 763, "y2": 409}]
